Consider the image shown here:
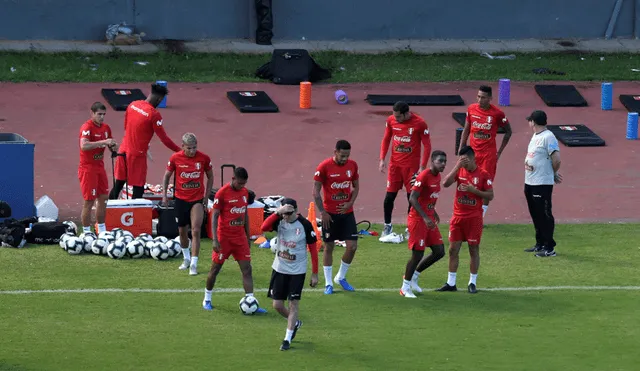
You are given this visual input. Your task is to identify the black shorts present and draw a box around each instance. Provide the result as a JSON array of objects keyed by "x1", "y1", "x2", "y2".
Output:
[
  {"x1": 322, "y1": 212, "x2": 358, "y2": 242},
  {"x1": 174, "y1": 198, "x2": 202, "y2": 227},
  {"x1": 268, "y1": 270, "x2": 306, "y2": 301}
]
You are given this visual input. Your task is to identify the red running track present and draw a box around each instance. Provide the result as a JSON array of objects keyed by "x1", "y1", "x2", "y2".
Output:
[{"x1": 0, "y1": 81, "x2": 638, "y2": 224}]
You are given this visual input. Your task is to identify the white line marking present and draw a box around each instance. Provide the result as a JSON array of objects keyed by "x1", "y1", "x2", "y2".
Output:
[{"x1": 1, "y1": 286, "x2": 639, "y2": 295}]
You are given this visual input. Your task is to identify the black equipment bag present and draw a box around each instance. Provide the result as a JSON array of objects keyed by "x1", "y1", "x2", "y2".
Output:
[
  {"x1": 256, "y1": 49, "x2": 331, "y2": 85},
  {"x1": 26, "y1": 221, "x2": 70, "y2": 244}
]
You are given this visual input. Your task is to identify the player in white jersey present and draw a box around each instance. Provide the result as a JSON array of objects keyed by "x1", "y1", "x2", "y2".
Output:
[{"x1": 261, "y1": 198, "x2": 319, "y2": 351}]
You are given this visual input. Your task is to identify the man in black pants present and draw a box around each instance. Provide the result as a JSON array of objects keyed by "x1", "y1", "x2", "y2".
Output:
[{"x1": 523, "y1": 110, "x2": 562, "y2": 257}]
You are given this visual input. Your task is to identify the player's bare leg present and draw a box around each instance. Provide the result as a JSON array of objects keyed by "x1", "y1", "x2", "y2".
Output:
[
  {"x1": 334, "y1": 240, "x2": 357, "y2": 292},
  {"x1": 382, "y1": 191, "x2": 398, "y2": 236},
  {"x1": 437, "y1": 241, "x2": 461, "y2": 292},
  {"x1": 178, "y1": 226, "x2": 191, "y2": 271},
  {"x1": 202, "y1": 261, "x2": 223, "y2": 310},
  {"x1": 238, "y1": 260, "x2": 267, "y2": 313},
  {"x1": 468, "y1": 244, "x2": 480, "y2": 294},
  {"x1": 275, "y1": 299, "x2": 301, "y2": 350},
  {"x1": 411, "y1": 244, "x2": 445, "y2": 293},
  {"x1": 188, "y1": 204, "x2": 204, "y2": 275},
  {"x1": 95, "y1": 195, "x2": 108, "y2": 233},
  {"x1": 401, "y1": 249, "x2": 424, "y2": 298},
  {"x1": 322, "y1": 241, "x2": 336, "y2": 294},
  {"x1": 81, "y1": 200, "x2": 93, "y2": 233}
]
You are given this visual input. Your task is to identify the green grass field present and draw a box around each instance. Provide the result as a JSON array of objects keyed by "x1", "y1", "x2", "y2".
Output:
[
  {"x1": 2, "y1": 51, "x2": 640, "y2": 83},
  {"x1": 1, "y1": 223, "x2": 639, "y2": 371}
]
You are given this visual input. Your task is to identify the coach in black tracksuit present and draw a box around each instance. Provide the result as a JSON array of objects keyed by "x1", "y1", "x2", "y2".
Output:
[{"x1": 523, "y1": 110, "x2": 562, "y2": 257}]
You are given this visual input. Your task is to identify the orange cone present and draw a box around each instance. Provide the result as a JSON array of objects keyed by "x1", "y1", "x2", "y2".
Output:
[
  {"x1": 300, "y1": 82, "x2": 312, "y2": 109},
  {"x1": 307, "y1": 201, "x2": 323, "y2": 251}
]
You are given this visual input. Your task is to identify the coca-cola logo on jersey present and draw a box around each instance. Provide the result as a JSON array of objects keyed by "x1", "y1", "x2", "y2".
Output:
[
  {"x1": 393, "y1": 135, "x2": 411, "y2": 143},
  {"x1": 331, "y1": 181, "x2": 351, "y2": 189},
  {"x1": 180, "y1": 171, "x2": 201, "y2": 179},
  {"x1": 230, "y1": 206, "x2": 246, "y2": 214},
  {"x1": 471, "y1": 121, "x2": 492, "y2": 130}
]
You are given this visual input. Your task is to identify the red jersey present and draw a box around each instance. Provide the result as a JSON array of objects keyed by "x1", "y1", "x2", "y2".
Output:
[
  {"x1": 213, "y1": 183, "x2": 249, "y2": 242},
  {"x1": 313, "y1": 157, "x2": 359, "y2": 214},
  {"x1": 408, "y1": 169, "x2": 441, "y2": 220},
  {"x1": 79, "y1": 119, "x2": 112, "y2": 169},
  {"x1": 166, "y1": 150, "x2": 212, "y2": 202},
  {"x1": 466, "y1": 103, "x2": 509, "y2": 155},
  {"x1": 380, "y1": 113, "x2": 431, "y2": 168},
  {"x1": 452, "y1": 166, "x2": 493, "y2": 218},
  {"x1": 122, "y1": 100, "x2": 181, "y2": 156}
]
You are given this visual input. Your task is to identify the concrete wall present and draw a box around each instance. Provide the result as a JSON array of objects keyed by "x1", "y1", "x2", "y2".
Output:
[{"x1": 0, "y1": 0, "x2": 636, "y2": 41}]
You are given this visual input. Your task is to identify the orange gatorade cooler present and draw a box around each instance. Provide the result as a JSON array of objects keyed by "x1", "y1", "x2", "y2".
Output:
[{"x1": 105, "y1": 199, "x2": 154, "y2": 236}]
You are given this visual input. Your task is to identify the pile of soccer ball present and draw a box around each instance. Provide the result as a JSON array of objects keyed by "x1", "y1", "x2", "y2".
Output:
[{"x1": 59, "y1": 228, "x2": 184, "y2": 261}]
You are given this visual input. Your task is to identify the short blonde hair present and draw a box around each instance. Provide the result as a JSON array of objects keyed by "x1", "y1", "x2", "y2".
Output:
[{"x1": 182, "y1": 132, "x2": 197, "y2": 145}]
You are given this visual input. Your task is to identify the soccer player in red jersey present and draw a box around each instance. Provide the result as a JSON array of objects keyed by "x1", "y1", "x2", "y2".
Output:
[
  {"x1": 458, "y1": 85, "x2": 511, "y2": 219},
  {"x1": 379, "y1": 102, "x2": 431, "y2": 237},
  {"x1": 109, "y1": 83, "x2": 181, "y2": 200},
  {"x1": 437, "y1": 146, "x2": 494, "y2": 294},
  {"x1": 162, "y1": 133, "x2": 214, "y2": 276},
  {"x1": 313, "y1": 140, "x2": 360, "y2": 295},
  {"x1": 202, "y1": 167, "x2": 267, "y2": 313},
  {"x1": 78, "y1": 102, "x2": 117, "y2": 234},
  {"x1": 400, "y1": 150, "x2": 447, "y2": 298}
]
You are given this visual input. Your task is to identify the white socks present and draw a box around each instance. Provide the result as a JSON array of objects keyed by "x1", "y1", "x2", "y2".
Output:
[
  {"x1": 190, "y1": 256, "x2": 198, "y2": 267},
  {"x1": 285, "y1": 329, "x2": 294, "y2": 342},
  {"x1": 412, "y1": 271, "x2": 421, "y2": 281},
  {"x1": 182, "y1": 248, "x2": 191, "y2": 261},
  {"x1": 204, "y1": 289, "x2": 212, "y2": 302},
  {"x1": 97, "y1": 223, "x2": 106, "y2": 233},
  {"x1": 83, "y1": 226, "x2": 91, "y2": 233},
  {"x1": 482, "y1": 205, "x2": 488, "y2": 218},
  {"x1": 402, "y1": 279, "x2": 411, "y2": 291},
  {"x1": 469, "y1": 274, "x2": 478, "y2": 286},
  {"x1": 447, "y1": 272, "x2": 457, "y2": 286},
  {"x1": 337, "y1": 261, "x2": 350, "y2": 280},
  {"x1": 323, "y1": 266, "x2": 332, "y2": 286}
]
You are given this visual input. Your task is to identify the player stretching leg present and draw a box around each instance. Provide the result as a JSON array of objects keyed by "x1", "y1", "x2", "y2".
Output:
[
  {"x1": 458, "y1": 85, "x2": 512, "y2": 221},
  {"x1": 162, "y1": 133, "x2": 213, "y2": 276},
  {"x1": 261, "y1": 198, "x2": 319, "y2": 351},
  {"x1": 379, "y1": 102, "x2": 431, "y2": 237},
  {"x1": 437, "y1": 146, "x2": 493, "y2": 294},
  {"x1": 313, "y1": 140, "x2": 360, "y2": 295},
  {"x1": 202, "y1": 167, "x2": 267, "y2": 313},
  {"x1": 402, "y1": 151, "x2": 447, "y2": 297},
  {"x1": 78, "y1": 102, "x2": 117, "y2": 234},
  {"x1": 109, "y1": 83, "x2": 181, "y2": 200}
]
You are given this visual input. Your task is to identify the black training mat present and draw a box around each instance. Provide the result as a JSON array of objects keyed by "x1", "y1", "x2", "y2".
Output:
[
  {"x1": 451, "y1": 112, "x2": 506, "y2": 134},
  {"x1": 101, "y1": 88, "x2": 147, "y2": 111},
  {"x1": 366, "y1": 94, "x2": 464, "y2": 106},
  {"x1": 547, "y1": 125, "x2": 605, "y2": 147},
  {"x1": 534, "y1": 85, "x2": 588, "y2": 107},
  {"x1": 619, "y1": 95, "x2": 640, "y2": 112},
  {"x1": 227, "y1": 91, "x2": 279, "y2": 113}
]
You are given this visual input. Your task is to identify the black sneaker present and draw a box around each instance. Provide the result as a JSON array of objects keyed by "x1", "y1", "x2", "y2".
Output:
[
  {"x1": 525, "y1": 244, "x2": 543, "y2": 252},
  {"x1": 292, "y1": 320, "x2": 302, "y2": 341},
  {"x1": 535, "y1": 248, "x2": 557, "y2": 257},
  {"x1": 468, "y1": 283, "x2": 478, "y2": 294},
  {"x1": 436, "y1": 283, "x2": 457, "y2": 292},
  {"x1": 280, "y1": 340, "x2": 290, "y2": 351}
]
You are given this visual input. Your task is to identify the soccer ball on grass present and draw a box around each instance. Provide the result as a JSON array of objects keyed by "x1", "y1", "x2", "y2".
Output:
[
  {"x1": 239, "y1": 295, "x2": 260, "y2": 315},
  {"x1": 65, "y1": 236, "x2": 84, "y2": 255}
]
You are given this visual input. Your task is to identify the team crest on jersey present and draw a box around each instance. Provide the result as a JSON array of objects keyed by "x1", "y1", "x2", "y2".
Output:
[
  {"x1": 196, "y1": 163, "x2": 201, "y2": 170},
  {"x1": 472, "y1": 177, "x2": 479, "y2": 185},
  {"x1": 242, "y1": 196, "x2": 247, "y2": 203},
  {"x1": 487, "y1": 116, "x2": 493, "y2": 123},
  {"x1": 346, "y1": 170, "x2": 352, "y2": 178},
  {"x1": 296, "y1": 228, "x2": 300, "y2": 235},
  {"x1": 408, "y1": 128, "x2": 414, "y2": 135}
]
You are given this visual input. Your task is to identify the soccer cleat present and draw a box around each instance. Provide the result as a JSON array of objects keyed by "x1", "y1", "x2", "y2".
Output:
[
  {"x1": 255, "y1": 307, "x2": 268, "y2": 314},
  {"x1": 468, "y1": 283, "x2": 478, "y2": 294},
  {"x1": 202, "y1": 300, "x2": 213, "y2": 311},
  {"x1": 324, "y1": 285, "x2": 334, "y2": 295},
  {"x1": 280, "y1": 340, "x2": 290, "y2": 351},
  {"x1": 179, "y1": 259, "x2": 190, "y2": 270},
  {"x1": 535, "y1": 248, "x2": 557, "y2": 257},
  {"x1": 189, "y1": 264, "x2": 198, "y2": 276},
  {"x1": 400, "y1": 288, "x2": 417, "y2": 298},
  {"x1": 436, "y1": 283, "x2": 457, "y2": 292},
  {"x1": 525, "y1": 244, "x2": 543, "y2": 252},
  {"x1": 382, "y1": 224, "x2": 393, "y2": 237},
  {"x1": 410, "y1": 279, "x2": 423, "y2": 293},
  {"x1": 334, "y1": 277, "x2": 355, "y2": 291},
  {"x1": 292, "y1": 320, "x2": 303, "y2": 340}
]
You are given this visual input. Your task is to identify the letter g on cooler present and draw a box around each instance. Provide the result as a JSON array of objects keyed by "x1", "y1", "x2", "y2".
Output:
[{"x1": 121, "y1": 212, "x2": 134, "y2": 227}]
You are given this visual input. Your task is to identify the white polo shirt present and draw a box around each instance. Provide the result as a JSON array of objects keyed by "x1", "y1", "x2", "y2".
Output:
[{"x1": 524, "y1": 129, "x2": 560, "y2": 186}]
